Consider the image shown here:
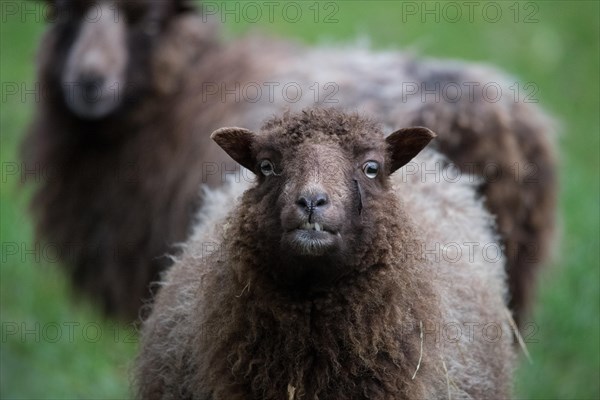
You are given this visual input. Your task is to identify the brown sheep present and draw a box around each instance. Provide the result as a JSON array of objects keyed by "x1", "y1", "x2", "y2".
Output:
[{"x1": 134, "y1": 108, "x2": 515, "y2": 399}]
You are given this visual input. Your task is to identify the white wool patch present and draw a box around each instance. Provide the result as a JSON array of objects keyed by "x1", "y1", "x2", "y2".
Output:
[
  {"x1": 395, "y1": 148, "x2": 506, "y2": 290},
  {"x1": 236, "y1": 46, "x2": 416, "y2": 131},
  {"x1": 394, "y1": 148, "x2": 512, "y2": 396},
  {"x1": 189, "y1": 173, "x2": 253, "y2": 244}
]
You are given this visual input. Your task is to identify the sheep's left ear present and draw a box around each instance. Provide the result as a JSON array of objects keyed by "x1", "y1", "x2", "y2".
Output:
[
  {"x1": 385, "y1": 127, "x2": 436, "y2": 174},
  {"x1": 211, "y1": 127, "x2": 256, "y2": 171}
]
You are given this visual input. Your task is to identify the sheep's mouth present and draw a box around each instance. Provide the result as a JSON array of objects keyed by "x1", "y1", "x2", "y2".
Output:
[
  {"x1": 63, "y1": 82, "x2": 123, "y2": 119},
  {"x1": 282, "y1": 223, "x2": 340, "y2": 256},
  {"x1": 296, "y1": 222, "x2": 337, "y2": 234}
]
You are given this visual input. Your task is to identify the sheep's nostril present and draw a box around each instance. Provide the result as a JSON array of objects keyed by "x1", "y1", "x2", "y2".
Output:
[
  {"x1": 296, "y1": 193, "x2": 329, "y2": 214},
  {"x1": 314, "y1": 194, "x2": 328, "y2": 208},
  {"x1": 296, "y1": 196, "x2": 310, "y2": 211}
]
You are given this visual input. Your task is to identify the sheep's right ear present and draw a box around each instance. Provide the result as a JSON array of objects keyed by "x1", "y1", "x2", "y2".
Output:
[
  {"x1": 385, "y1": 127, "x2": 436, "y2": 174},
  {"x1": 211, "y1": 127, "x2": 256, "y2": 171}
]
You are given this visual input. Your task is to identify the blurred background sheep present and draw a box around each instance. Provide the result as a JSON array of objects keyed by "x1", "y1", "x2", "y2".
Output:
[
  {"x1": 20, "y1": 0, "x2": 265, "y2": 320},
  {"x1": 1, "y1": 1, "x2": 598, "y2": 399}
]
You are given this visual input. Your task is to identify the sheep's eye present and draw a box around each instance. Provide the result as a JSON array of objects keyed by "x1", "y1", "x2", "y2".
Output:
[
  {"x1": 260, "y1": 160, "x2": 275, "y2": 176},
  {"x1": 362, "y1": 161, "x2": 380, "y2": 179}
]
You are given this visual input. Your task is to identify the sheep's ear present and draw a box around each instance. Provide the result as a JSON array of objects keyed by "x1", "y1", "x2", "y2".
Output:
[
  {"x1": 385, "y1": 127, "x2": 436, "y2": 174},
  {"x1": 211, "y1": 127, "x2": 256, "y2": 171}
]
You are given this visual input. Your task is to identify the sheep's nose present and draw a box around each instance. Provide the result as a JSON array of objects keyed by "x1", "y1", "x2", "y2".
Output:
[
  {"x1": 296, "y1": 192, "x2": 329, "y2": 216},
  {"x1": 79, "y1": 74, "x2": 105, "y2": 100}
]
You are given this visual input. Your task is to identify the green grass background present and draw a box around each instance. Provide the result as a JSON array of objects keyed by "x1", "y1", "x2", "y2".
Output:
[{"x1": 1, "y1": 1, "x2": 598, "y2": 398}]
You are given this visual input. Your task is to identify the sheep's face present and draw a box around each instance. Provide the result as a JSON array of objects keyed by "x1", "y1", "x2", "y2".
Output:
[
  {"x1": 259, "y1": 140, "x2": 361, "y2": 259},
  {"x1": 213, "y1": 110, "x2": 435, "y2": 286},
  {"x1": 42, "y1": 0, "x2": 192, "y2": 119}
]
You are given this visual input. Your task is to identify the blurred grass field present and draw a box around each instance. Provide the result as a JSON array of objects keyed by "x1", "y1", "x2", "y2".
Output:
[{"x1": 1, "y1": 1, "x2": 598, "y2": 398}]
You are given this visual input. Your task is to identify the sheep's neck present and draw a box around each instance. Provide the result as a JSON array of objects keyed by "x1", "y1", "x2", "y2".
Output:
[{"x1": 205, "y1": 261, "x2": 429, "y2": 399}]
